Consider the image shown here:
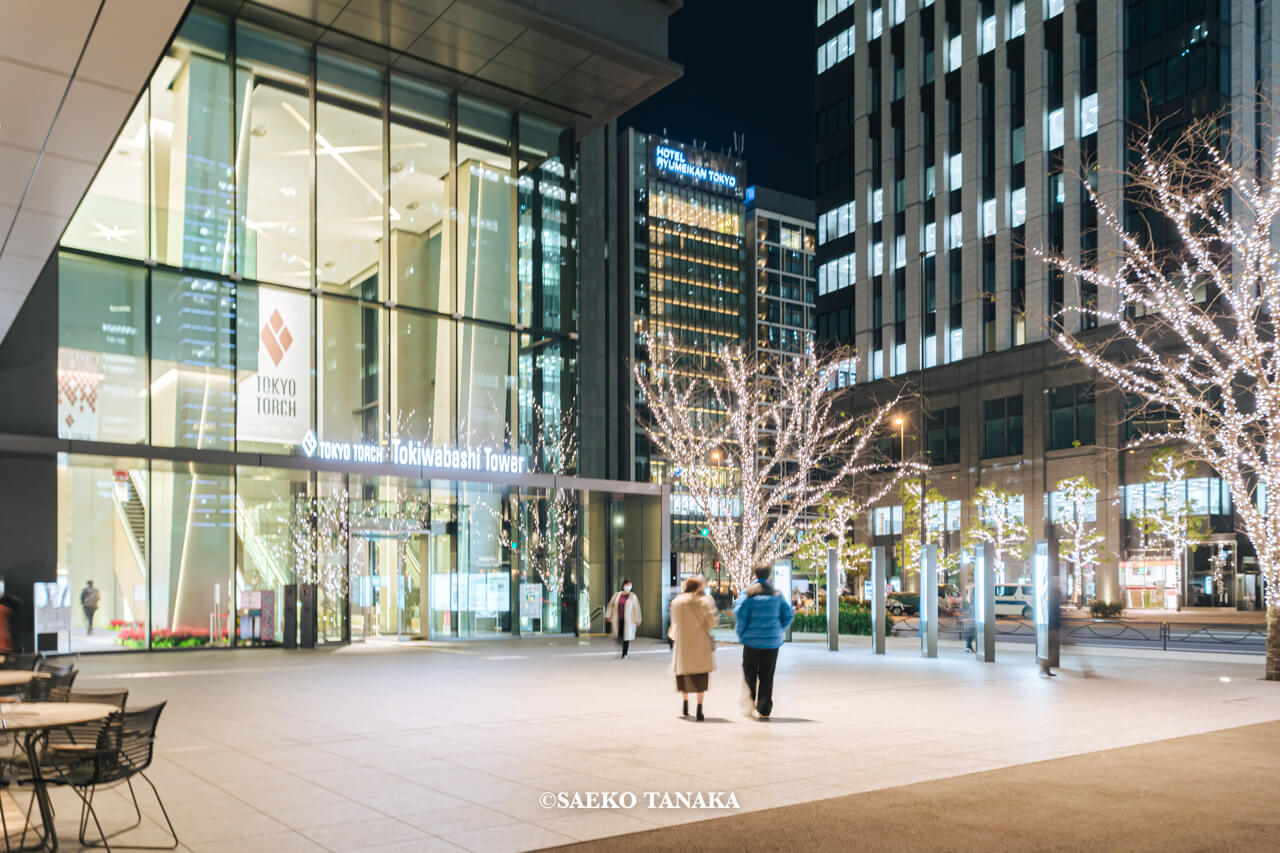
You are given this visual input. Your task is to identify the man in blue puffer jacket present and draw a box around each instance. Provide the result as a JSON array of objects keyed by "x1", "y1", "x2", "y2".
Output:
[{"x1": 733, "y1": 566, "x2": 795, "y2": 719}]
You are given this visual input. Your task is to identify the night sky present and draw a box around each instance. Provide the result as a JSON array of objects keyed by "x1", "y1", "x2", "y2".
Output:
[{"x1": 620, "y1": 0, "x2": 815, "y2": 200}]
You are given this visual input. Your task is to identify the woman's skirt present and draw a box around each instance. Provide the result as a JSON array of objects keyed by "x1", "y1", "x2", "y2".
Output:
[{"x1": 675, "y1": 673, "x2": 709, "y2": 693}]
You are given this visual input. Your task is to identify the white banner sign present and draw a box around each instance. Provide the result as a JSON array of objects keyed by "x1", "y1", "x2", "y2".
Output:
[{"x1": 237, "y1": 287, "x2": 311, "y2": 446}]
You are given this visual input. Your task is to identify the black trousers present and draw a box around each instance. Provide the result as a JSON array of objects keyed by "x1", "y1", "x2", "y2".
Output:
[{"x1": 742, "y1": 646, "x2": 779, "y2": 716}]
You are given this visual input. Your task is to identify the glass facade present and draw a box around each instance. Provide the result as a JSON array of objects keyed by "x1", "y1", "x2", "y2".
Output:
[{"x1": 48, "y1": 9, "x2": 649, "y2": 652}]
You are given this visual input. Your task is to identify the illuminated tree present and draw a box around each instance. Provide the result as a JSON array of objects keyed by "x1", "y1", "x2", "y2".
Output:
[
  {"x1": 793, "y1": 495, "x2": 870, "y2": 602},
  {"x1": 635, "y1": 337, "x2": 912, "y2": 591},
  {"x1": 1134, "y1": 447, "x2": 1208, "y2": 611},
  {"x1": 1054, "y1": 475, "x2": 1107, "y2": 608},
  {"x1": 965, "y1": 487, "x2": 1030, "y2": 581},
  {"x1": 1038, "y1": 112, "x2": 1280, "y2": 675},
  {"x1": 491, "y1": 401, "x2": 579, "y2": 602},
  {"x1": 900, "y1": 478, "x2": 958, "y2": 585}
]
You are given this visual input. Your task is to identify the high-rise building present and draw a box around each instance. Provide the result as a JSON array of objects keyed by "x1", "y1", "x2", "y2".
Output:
[
  {"x1": 815, "y1": 0, "x2": 1280, "y2": 609},
  {"x1": 0, "y1": 0, "x2": 683, "y2": 653},
  {"x1": 745, "y1": 186, "x2": 818, "y2": 366}
]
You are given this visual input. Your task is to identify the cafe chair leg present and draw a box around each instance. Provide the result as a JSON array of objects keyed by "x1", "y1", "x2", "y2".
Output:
[{"x1": 76, "y1": 772, "x2": 178, "y2": 850}]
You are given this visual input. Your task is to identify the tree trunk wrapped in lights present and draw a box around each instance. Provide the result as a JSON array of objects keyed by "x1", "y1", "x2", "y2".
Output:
[
  {"x1": 635, "y1": 338, "x2": 913, "y2": 592},
  {"x1": 1038, "y1": 114, "x2": 1280, "y2": 677},
  {"x1": 1054, "y1": 475, "x2": 1107, "y2": 608}
]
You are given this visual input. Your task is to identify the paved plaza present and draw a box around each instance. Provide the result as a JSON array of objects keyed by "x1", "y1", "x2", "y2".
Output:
[{"x1": 42, "y1": 636, "x2": 1280, "y2": 852}]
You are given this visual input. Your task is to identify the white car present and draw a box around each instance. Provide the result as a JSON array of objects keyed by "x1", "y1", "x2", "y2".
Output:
[{"x1": 994, "y1": 584, "x2": 1035, "y2": 619}]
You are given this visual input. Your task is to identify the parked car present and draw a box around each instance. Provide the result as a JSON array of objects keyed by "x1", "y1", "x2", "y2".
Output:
[
  {"x1": 994, "y1": 584, "x2": 1035, "y2": 619},
  {"x1": 886, "y1": 592, "x2": 920, "y2": 616},
  {"x1": 938, "y1": 583, "x2": 961, "y2": 615}
]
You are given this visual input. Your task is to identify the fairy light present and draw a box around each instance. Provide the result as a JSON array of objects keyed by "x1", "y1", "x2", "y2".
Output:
[
  {"x1": 634, "y1": 334, "x2": 918, "y2": 591},
  {"x1": 1054, "y1": 475, "x2": 1106, "y2": 608},
  {"x1": 1135, "y1": 448, "x2": 1206, "y2": 610},
  {"x1": 966, "y1": 487, "x2": 1029, "y2": 580},
  {"x1": 1037, "y1": 114, "x2": 1280, "y2": 664}
]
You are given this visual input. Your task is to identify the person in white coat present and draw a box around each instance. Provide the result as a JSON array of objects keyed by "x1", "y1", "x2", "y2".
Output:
[
  {"x1": 668, "y1": 576, "x2": 718, "y2": 720},
  {"x1": 605, "y1": 578, "x2": 641, "y2": 659}
]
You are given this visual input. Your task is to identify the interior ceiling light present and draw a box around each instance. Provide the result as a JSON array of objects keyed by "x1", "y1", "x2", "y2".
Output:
[
  {"x1": 251, "y1": 125, "x2": 267, "y2": 137},
  {"x1": 323, "y1": 260, "x2": 335, "y2": 268},
  {"x1": 405, "y1": 201, "x2": 420, "y2": 211},
  {"x1": 391, "y1": 161, "x2": 404, "y2": 173}
]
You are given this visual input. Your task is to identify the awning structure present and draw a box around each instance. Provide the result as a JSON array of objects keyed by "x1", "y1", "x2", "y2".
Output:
[{"x1": 0, "y1": 0, "x2": 190, "y2": 342}]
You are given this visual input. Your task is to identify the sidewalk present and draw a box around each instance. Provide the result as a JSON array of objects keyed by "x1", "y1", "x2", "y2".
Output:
[{"x1": 63, "y1": 635, "x2": 1280, "y2": 852}]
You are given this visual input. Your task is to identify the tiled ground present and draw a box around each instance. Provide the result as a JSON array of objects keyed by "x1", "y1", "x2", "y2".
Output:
[{"x1": 32, "y1": 635, "x2": 1280, "y2": 852}]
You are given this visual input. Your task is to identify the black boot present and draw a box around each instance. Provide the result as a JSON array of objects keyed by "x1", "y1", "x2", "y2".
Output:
[
  {"x1": 682, "y1": 699, "x2": 689, "y2": 717},
  {"x1": 696, "y1": 704, "x2": 704, "y2": 722}
]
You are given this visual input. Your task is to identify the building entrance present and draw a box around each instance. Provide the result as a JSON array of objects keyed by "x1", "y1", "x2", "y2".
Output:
[{"x1": 352, "y1": 527, "x2": 429, "y2": 641}]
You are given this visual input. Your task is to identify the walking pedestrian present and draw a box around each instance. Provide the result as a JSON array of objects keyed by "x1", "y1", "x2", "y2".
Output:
[
  {"x1": 605, "y1": 578, "x2": 641, "y2": 659},
  {"x1": 80, "y1": 580, "x2": 101, "y2": 636},
  {"x1": 962, "y1": 585, "x2": 976, "y2": 653},
  {"x1": 668, "y1": 576, "x2": 717, "y2": 721},
  {"x1": 733, "y1": 566, "x2": 794, "y2": 720}
]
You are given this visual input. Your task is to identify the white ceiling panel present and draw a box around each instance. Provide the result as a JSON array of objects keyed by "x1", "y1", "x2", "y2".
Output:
[
  {"x1": 0, "y1": 207, "x2": 14, "y2": 239},
  {"x1": 0, "y1": 0, "x2": 98, "y2": 75},
  {"x1": 44, "y1": 79, "x2": 138, "y2": 163},
  {"x1": 76, "y1": 0, "x2": 189, "y2": 90},
  {"x1": 8, "y1": 210, "x2": 68, "y2": 254},
  {"x1": 22, "y1": 154, "x2": 97, "y2": 219},
  {"x1": 0, "y1": 59, "x2": 70, "y2": 151},
  {"x1": 0, "y1": 253, "x2": 47, "y2": 294},
  {"x1": 0, "y1": 144, "x2": 40, "y2": 208}
]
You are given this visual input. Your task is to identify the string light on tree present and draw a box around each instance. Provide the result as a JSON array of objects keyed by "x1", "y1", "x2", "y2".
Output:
[
  {"x1": 635, "y1": 336, "x2": 917, "y2": 592},
  {"x1": 1054, "y1": 475, "x2": 1107, "y2": 609},
  {"x1": 1037, "y1": 111, "x2": 1280, "y2": 677}
]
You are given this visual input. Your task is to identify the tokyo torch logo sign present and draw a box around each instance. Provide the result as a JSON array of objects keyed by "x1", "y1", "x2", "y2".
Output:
[{"x1": 260, "y1": 309, "x2": 293, "y2": 366}]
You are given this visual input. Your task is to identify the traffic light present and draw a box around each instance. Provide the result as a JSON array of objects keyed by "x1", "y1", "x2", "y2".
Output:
[{"x1": 700, "y1": 526, "x2": 710, "y2": 538}]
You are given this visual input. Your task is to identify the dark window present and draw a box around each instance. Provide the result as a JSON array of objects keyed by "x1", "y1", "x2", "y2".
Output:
[
  {"x1": 982, "y1": 395, "x2": 1023, "y2": 458},
  {"x1": 1048, "y1": 383, "x2": 1096, "y2": 450},
  {"x1": 927, "y1": 407, "x2": 961, "y2": 465}
]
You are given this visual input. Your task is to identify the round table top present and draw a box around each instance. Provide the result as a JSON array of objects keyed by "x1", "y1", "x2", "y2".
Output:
[
  {"x1": 0, "y1": 702, "x2": 116, "y2": 732},
  {"x1": 0, "y1": 671, "x2": 35, "y2": 687}
]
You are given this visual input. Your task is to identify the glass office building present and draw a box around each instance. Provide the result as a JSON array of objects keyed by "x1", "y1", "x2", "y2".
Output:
[{"x1": 31, "y1": 6, "x2": 672, "y2": 652}]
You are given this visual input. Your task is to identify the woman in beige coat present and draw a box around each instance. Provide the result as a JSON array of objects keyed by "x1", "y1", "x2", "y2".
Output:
[{"x1": 668, "y1": 576, "x2": 718, "y2": 721}]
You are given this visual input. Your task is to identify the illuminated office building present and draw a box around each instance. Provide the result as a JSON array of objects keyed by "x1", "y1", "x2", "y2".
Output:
[
  {"x1": 0, "y1": 0, "x2": 682, "y2": 652},
  {"x1": 745, "y1": 186, "x2": 817, "y2": 366},
  {"x1": 815, "y1": 0, "x2": 1279, "y2": 608}
]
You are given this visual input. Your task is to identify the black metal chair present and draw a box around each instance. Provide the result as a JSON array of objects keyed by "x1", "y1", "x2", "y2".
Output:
[
  {"x1": 25, "y1": 668, "x2": 77, "y2": 702},
  {"x1": 44, "y1": 702, "x2": 177, "y2": 851}
]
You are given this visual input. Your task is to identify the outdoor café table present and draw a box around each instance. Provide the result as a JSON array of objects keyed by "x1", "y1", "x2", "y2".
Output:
[{"x1": 0, "y1": 702, "x2": 116, "y2": 852}]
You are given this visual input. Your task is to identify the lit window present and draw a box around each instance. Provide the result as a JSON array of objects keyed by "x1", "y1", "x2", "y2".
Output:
[
  {"x1": 1048, "y1": 107, "x2": 1064, "y2": 150},
  {"x1": 982, "y1": 198, "x2": 996, "y2": 237},
  {"x1": 872, "y1": 241, "x2": 884, "y2": 276},
  {"x1": 817, "y1": 46, "x2": 826, "y2": 75},
  {"x1": 894, "y1": 343, "x2": 906, "y2": 374},
  {"x1": 949, "y1": 153, "x2": 962, "y2": 191},
  {"x1": 895, "y1": 234, "x2": 906, "y2": 269},
  {"x1": 838, "y1": 30, "x2": 850, "y2": 62},
  {"x1": 838, "y1": 203, "x2": 852, "y2": 237},
  {"x1": 1048, "y1": 0, "x2": 1064, "y2": 19},
  {"x1": 949, "y1": 212, "x2": 963, "y2": 249},
  {"x1": 818, "y1": 264, "x2": 828, "y2": 295},
  {"x1": 872, "y1": 188, "x2": 884, "y2": 222},
  {"x1": 1080, "y1": 93, "x2": 1099, "y2": 136},
  {"x1": 872, "y1": 348, "x2": 885, "y2": 379},
  {"x1": 924, "y1": 335, "x2": 938, "y2": 368},
  {"x1": 872, "y1": 8, "x2": 883, "y2": 39},
  {"x1": 925, "y1": 165, "x2": 936, "y2": 199},
  {"x1": 948, "y1": 34, "x2": 963, "y2": 71},
  {"x1": 1011, "y1": 2, "x2": 1026, "y2": 38},
  {"x1": 924, "y1": 221, "x2": 937, "y2": 254},
  {"x1": 948, "y1": 327, "x2": 963, "y2": 363},
  {"x1": 1011, "y1": 126, "x2": 1025, "y2": 164},
  {"x1": 818, "y1": 214, "x2": 828, "y2": 245},
  {"x1": 981, "y1": 16, "x2": 996, "y2": 54},
  {"x1": 1011, "y1": 187, "x2": 1026, "y2": 227},
  {"x1": 891, "y1": 0, "x2": 905, "y2": 26}
]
